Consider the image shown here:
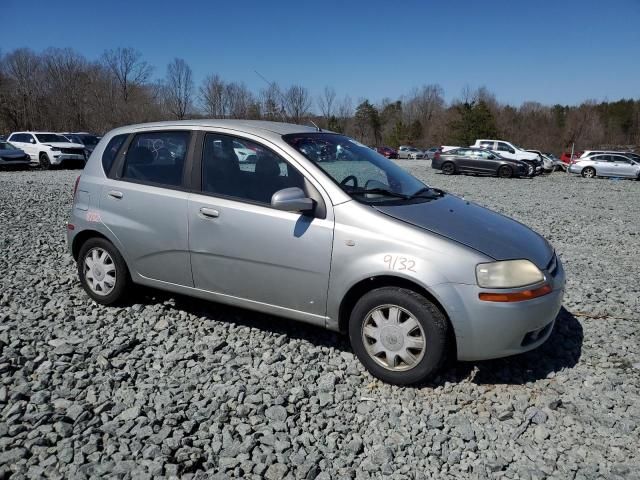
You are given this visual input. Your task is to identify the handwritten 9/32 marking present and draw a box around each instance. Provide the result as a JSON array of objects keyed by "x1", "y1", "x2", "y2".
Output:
[{"x1": 383, "y1": 255, "x2": 417, "y2": 272}]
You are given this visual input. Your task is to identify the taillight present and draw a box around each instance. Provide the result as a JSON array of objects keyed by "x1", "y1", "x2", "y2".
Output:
[
  {"x1": 434, "y1": 151, "x2": 441, "y2": 160},
  {"x1": 73, "y1": 175, "x2": 81, "y2": 200}
]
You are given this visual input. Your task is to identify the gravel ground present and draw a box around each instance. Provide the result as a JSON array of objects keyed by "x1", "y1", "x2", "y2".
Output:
[{"x1": 1, "y1": 166, "x2": 639, "y2": 479}]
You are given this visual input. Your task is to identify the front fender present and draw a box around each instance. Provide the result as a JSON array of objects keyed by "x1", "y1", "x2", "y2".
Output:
[{"x1": 325, "y1": 203, "x2": 489, "y2": 329}]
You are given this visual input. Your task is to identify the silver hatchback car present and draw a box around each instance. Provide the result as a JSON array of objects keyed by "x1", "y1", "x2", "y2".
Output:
[{"x1": 67, "y1": 120, "x2": 565, "y2": 385}]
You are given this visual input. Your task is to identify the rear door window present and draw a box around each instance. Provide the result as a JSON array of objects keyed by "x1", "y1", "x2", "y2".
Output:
[{"x1": 122, "y1": 131, "x2": 190, "y2": 187}]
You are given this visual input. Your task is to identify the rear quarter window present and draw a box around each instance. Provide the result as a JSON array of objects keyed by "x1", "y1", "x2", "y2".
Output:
[{"x1": 102, "y1": 134, "x2": 129, "y2": 174}]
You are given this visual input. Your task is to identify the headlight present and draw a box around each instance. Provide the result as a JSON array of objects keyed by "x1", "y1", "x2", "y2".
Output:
[
  {"x1": 50, "y1": 147, "x2": 60, "y2": 151},
  {"x1": 476, "y1": 260, "x2": 544, "y2": 288}
]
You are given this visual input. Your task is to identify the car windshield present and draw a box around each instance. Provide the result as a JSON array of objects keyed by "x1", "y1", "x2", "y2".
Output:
[
  {"x1": 0, "y1": 142, "x2": 17, "y2": 150},
  {"x1": 78, "y1": 135, "x2": 99, "y2": 146},
  {"x1": 36, "y1": 134, "x2": 68, "y2": 143},
  {"x1": 283, "y1": 133, "x2": 441, "y2": 204}
]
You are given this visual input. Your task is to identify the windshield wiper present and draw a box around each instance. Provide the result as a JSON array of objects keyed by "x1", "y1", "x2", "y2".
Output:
[
  {"x1": 351, "y1": 188, "x2": 410, "y2": 199},
  {"x1": 351, "y1": 187, "x2": 446, "y2": 201},
  {"x1": 406, "y1": 187, "x2": 446, "y2": 199}
]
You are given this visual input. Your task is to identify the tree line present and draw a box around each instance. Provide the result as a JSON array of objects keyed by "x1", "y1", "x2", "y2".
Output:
[{"x1": 1, "y1": 47, "x2": 638, "y2": 154}]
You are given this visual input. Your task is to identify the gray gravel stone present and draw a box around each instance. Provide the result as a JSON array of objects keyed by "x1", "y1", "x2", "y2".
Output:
[
  {"x1": 0, "y1": 169, "x2": 638, "y2": 479},
  {"x1": 264, "y1": 405, "x2": 288, "y2": 422}
]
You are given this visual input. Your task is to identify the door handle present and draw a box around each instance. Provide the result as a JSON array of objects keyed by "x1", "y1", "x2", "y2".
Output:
[
  {"x1": 200, "y1": 207, "x2": 219, "y2": 218},
  {"x1": 108, "y1": 190, "x2": 123, "y2": 199}
]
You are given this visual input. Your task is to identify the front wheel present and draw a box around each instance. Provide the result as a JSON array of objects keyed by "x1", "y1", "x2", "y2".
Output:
[
  {"x1": 77, "y1": 237, "x2": 130, "y2": 305},
  {"x1": 581, "y1": 167, "x2": 596, "y2": 178},
  {"x1": 348, "y1": 287, "x2": 449, "y2": 385},
  {"x1": 39, "y1": 152, "x2": 52, "y2": 170},
  {"x1": 441, "y1": 162, "x2": 456, "y2": 175}
]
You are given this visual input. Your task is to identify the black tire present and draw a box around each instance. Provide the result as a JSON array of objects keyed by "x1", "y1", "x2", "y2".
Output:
[
  {"x1": 348, "y1": 287, "x2": 449, "y2": 385},
  {"x1": 581, "y1": 167, "x2": 596, "y2": 178},
  {"x1": 77, "y1": 237, "x2": 130, "y2": 305},
  {"x1": 497, "y1": 165, "x2": 513, "y2": 178},
  {"x1": 39, "y1": 152, "x2": 52, "y2": 170},
  {"x1": 441, "y1": 162, "x2": 456, "y2": 175}
]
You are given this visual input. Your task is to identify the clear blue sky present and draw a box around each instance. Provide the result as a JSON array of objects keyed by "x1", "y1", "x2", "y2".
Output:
[{"x1": 2, "y1": 0, "x2": 639, "y2": 107}]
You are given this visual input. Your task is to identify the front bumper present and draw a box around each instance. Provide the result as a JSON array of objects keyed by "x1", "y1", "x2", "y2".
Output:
[
  {"x1": 431, "y1": 258, "x2": 565, "y2": 361},
  {"x1": 51, "y1": 154, "x2": 85, "y2": 165}
]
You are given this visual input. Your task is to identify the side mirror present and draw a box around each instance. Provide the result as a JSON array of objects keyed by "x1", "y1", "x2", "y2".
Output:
[
  {"x1": 271, "y1": 187, "x2": 314, "y2": 213},
  {"x1": 487, "y1": 154, "x2": 495, "y2": 159}
]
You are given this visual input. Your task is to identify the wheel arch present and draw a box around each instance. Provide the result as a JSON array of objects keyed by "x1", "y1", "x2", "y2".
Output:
[
  {"x1": 71, "y1": 229, "x2": 110, "y2": 260},
  {"x1": 337, "y1": 275, "x2": 456, "y2": 353}
]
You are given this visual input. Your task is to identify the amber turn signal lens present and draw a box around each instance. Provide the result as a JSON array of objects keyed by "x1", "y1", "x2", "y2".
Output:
[{"x1": 479, "y1": 284, "x2": 552, "y2": 302}]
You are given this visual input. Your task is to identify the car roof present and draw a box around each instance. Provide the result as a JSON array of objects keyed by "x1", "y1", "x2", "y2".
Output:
[
  {"x1": 112, "y1": 119, "x2": 319, "y2": 137},
  {"x1": 584, "y1": 150, "x2": 633, "y2": 154},
  {"x1": 11, "y1": 131, "x2": 60, "y2": 135}
]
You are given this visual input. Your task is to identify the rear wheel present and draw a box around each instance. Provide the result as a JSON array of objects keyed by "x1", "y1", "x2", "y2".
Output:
[
  {"x1": 39, "y1": 152, "x2": 52, "y2": 170},
  {"x1": 581, "y1": 167, "x2": 596, "y2": 178},
  {"x1": 441, "y1": 162, "x2": 456, "y2": 175},
  {"x1": 498, "y1": 165, "x2": 513, "y2": 178},
  {"x1": 77, "y1": 237, "x2": 130, "y2": 305},
  {"x1": 348, "y1": 287, "x2": 448, "y2": 385}
]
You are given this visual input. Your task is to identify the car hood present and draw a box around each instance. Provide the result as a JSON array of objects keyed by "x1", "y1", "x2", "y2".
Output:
[
  {"x1": 517, "y1": 151, "x2": 539, "y2": 161},
  {"x1": 44, "y1": 142, "x2": 85, "y2": 149},
  {"x1": 375, "y1": 194, "x2": 553, "y2": 269}
]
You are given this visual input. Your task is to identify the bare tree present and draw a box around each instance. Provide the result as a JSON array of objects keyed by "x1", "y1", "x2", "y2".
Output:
[
  {"x1": 101, "y1": 47, "x2": 152, "y2": 103},
  {"x1": 200, "y1": 74, "x2": 226, "y2": 118},
  {"x1": 224, "y1": 82, "x2": 254, "y2": 118},
  {"x1": 260, "y1": 82, "x2": 284, "y2": 121},
  {"x1": 164, "y1": 58, "x2": 193, "y2": 120},
  {"x1": 1, "y1": 48, "x2": 44, "y2": 130},
  {"x1": 41, "y1": 48, "x2": 92, "y2": 130},
  {"x1": 283, "y1": 85, "x2": 311, "y2": 123},
  {"x1": 317, "y1": 86, "x2": 336, "y2": 125}
]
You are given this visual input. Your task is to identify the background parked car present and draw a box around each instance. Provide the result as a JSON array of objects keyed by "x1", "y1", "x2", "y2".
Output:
[
  {"x1": 423, "y1": 147, "x2": 440, "y2": 160},
  {"x1": 568, "y1": 153, "x2": 640, "y2": 179},
  {"x1": 398, "y1": 146, "x2": 425, "y2": 159},
  {"x1": 375, "y1": 146, "x2": 398, "y2": 159},
  {"x1": 7, "y1": 132, "x2": 86, "y2": 168},
  {"x1": 526, "y1": 150, "x2": 556, "y2": 173},
  {"x1": 472, "y1": 139, "x2": 542, "y2": 175},
  {"x1": 61, "y1": 132, "x2": 101, "y2": 157},
  {"x1": 432, "y1": 147, "x2": 530, "y2": 178},
  {"x1": 560, "y1": 151, "x2": 583, "y2": 167},
  {"x1": 543, "y1": 152, "x2": 564, "y2": 171},
  {"x1": 0, "y1": 140, "x2": 32, "y2": 169},
  {"x1": 579, "y1": 150, "x2": 640, "y2": 164}
]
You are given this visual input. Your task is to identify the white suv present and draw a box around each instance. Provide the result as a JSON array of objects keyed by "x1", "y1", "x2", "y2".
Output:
[
  {"x1": 472, "y1": 139, "x2": 542, "y2": 175},
  {"x1": 7, "y1": 132, "x2": 86, "y2": 169}
]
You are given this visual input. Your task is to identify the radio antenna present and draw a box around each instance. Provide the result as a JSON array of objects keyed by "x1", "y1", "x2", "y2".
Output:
[{"x1": 254, "y1": 70, "x2": 288, "y2": 122}]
